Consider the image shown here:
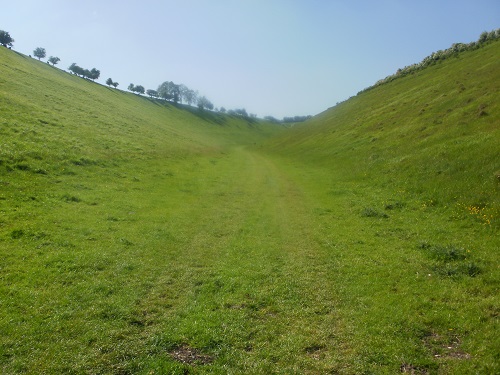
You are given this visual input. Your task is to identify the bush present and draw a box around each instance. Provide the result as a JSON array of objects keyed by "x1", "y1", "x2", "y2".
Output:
[{"x1": 358, "y1": 28, "x2": 500, "y2": 94}]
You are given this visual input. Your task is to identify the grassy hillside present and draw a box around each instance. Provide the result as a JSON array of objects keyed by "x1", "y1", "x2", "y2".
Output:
[
  {"x1": 267, "y1": 40, "x2": 500, "y2": 220},
  {"x1": 260, "y1": 39, "x2": 500, "y2": 373},
  {"x1": 0, "y1": 39, "x2": 499, "y2": 374},
  {"x1": 0, "y1": 49, "x2": 280, "y2": 169}
]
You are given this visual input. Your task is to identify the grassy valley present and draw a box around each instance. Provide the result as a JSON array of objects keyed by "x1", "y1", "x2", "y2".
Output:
[{"x1": 0, "y1": 39, "x2": 499, "y2": 374}]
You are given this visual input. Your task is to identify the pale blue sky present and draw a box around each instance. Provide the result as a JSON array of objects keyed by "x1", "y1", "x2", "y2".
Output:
[{"x1": 2, "y1": 1, "x2": 499, "y2": 118}]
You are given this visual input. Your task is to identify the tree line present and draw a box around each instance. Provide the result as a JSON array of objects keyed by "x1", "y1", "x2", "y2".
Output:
[
  {"x1": 1, "y1": 28, "x2": 311, "y2": 122},
  {"x1": 0, "y1": 30, "x2": 227, "y2": 113},
  {"x1": 68, "y1": 63, "x2": 100, "y2": 81}
]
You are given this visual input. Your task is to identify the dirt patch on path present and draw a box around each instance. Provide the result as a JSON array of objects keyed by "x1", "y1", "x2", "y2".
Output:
[{"x1": 169, "y1": 344, "x2": 215, "y2": 365}]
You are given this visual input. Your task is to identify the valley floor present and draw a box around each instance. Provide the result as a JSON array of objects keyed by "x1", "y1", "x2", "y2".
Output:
[{"x1": 1, "y1": 145, "x2": 498, "y2": 374}]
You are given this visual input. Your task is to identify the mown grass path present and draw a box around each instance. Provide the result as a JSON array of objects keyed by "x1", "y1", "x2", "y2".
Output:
[{"x1": 127, "y1": 146, "x2": 348, "y2": 373}]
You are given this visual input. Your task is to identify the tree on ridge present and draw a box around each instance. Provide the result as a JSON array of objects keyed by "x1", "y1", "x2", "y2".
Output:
[
  {"x1": 197, "y1": 96, "x2": 213, "y2": 111},
  {"x1": 33, "y1": 47, "x2": 46, "y2": 60},
  {"x1": 106, "y1": 78, "x2": 120, "y2": 88},
  {"x1": 128, "y1": 83, "x2": 144, "y2": 95},
  {"x1": 0, "y1": 30, "x2": 14, "y2": 48},
  {"x1": 48, "y1": 56, "x2": 60, "y2": 66},
  {"x1": 69, "y1": 63, "x2": 84, "y2": 76},
  {"x1": 146, "y1": 89, "x2": 159, "y2": 98},
  {"x1": 89, "y1": 68, "x2": 100, "y2": 81},
  {"x1": 180, "y1": 84, "x2": 198, "y2": 106},
  {"x1": 158, "y1": 81, "x2": 180, "y2": 102},
  {"x1": 69, "y1": 63, "x2": 100, "y2": 81},
  {"x1": 134, "y1": 85, "x2": 145, "y2": 95}
]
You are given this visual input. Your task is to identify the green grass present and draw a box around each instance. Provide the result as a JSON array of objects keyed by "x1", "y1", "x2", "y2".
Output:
[{"x1": 1, "y1": 40, "x2": 499, "y2": 374}]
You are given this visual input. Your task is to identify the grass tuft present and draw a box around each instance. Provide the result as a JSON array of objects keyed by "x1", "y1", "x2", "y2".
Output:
[
  {"x1": 418, "y1": 243, "x2": 467, "y2": 262},
  {"x1": 361, "y1": 207, "x2": 389, "y2": 218},
  {"x1": 10, "y1": 229, "x2": 25, "y2": 239},
  {"x1": 418, "y1": 242, "x2": 483, "y2": 278},
  {"x1": 62, "y1": 194, "x2": 81, "y2": 203}
]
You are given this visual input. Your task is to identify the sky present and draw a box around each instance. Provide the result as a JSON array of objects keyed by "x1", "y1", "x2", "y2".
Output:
[{"x1": 2, "y1": 0, "x2": 499, "y2": 118}]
